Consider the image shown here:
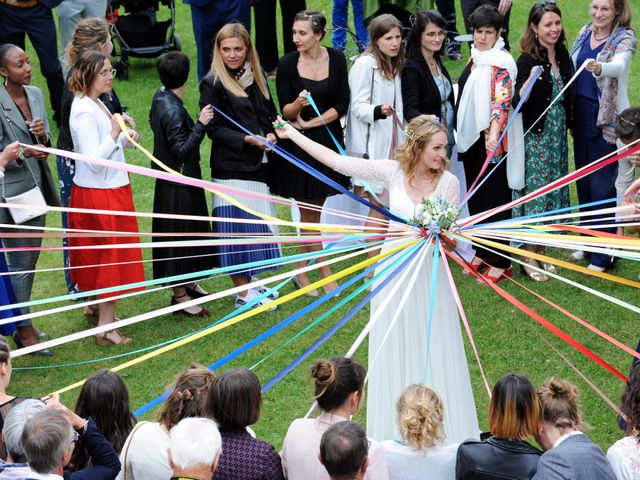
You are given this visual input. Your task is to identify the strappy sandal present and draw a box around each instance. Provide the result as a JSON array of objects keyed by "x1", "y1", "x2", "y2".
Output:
[
  {"x1": 462, "y1": 256, "x2": 485, "y2": 276},
  {"x1": 520, "y1": 258, "x2": 548, "y2": 282},
  {"x1": 95, "y1": 330, "x2": 132, "y2": 346},
  {"x1": 477, "y1": 266, "x2": 513, "y2": 285}
]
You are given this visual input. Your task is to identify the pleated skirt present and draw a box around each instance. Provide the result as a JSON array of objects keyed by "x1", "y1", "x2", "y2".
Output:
[{"x1": 212, "y1": 178, "x2": 281, "y2": 279}]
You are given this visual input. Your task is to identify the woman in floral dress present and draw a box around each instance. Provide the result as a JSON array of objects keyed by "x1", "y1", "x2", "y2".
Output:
[{"x1": 512, "y1": 2, "x2": 574, "y2": 281}]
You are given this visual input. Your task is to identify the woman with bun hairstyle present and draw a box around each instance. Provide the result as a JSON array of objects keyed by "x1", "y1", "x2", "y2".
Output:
[
  {"x1": 281, "y1": 357, "x2": 389, "y2": 480},
  {"x1": 383, "y1": 384, "x2": 458, "y2": 479},
  {"x1": 608, "y1": 361, "x2": 640, "y2": 479},
  {"x1": 116, "y1": 365, "x2": 215, "y2": 480},
  {"x1": 456, "y1": 373, "x2": 542, "y2": 480},
  {"x1": 273, "y1": 10, "x2": 351, "y2": 296},
  {"x1": 532, "y1": 378, "x2": 615, "y2": 480}
]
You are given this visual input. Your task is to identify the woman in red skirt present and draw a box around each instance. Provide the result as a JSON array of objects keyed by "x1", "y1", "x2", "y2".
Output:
[{"x1": 68, "y1": 51, "x2": 144, "y2": 345}]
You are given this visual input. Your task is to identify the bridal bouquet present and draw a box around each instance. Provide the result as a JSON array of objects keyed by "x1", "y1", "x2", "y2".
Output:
[{"x1": 411, "y1": 197, "x2": 460, "y2": 235}]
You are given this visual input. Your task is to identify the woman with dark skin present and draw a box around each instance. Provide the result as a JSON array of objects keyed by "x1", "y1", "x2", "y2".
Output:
[{"x1": 0, "y1": 44, "x2": 60, "y2": 355}]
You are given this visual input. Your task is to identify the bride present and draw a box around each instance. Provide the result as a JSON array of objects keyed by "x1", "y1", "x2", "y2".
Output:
[{"x1": 274, "y1": 115, "x2": 479, "y2": 443}]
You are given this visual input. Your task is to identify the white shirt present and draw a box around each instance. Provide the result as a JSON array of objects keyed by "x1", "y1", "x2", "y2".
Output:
[
  {"x1": 607, "y1": 435, "x2": 640, "y2": 480},
  {"x1": 382, "y1": 440, "x2": 458, "y2": 480},
  {"x1": 23, "y1": 474, "x2": 63, "y2": 480},
  {"x1": 116, "y1": 421, "x2": 171, "y2": 480},
  {"x1": 281, "y1": 412, "x2": 389, "y2": 480},
  {"x1": 553, "y1": 430, "x2": 583, "y2": 448},
  {"x1": 69, "y1": 95, "x2": 130, "y2": 189}
]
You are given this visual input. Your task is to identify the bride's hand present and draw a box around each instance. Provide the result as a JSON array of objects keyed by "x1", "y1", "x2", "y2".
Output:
[{"x1": 273, "y1": 116, "x2": 295, "y2": 139}]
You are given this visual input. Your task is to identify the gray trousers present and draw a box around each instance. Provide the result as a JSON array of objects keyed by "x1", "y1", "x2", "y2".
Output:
[
  {"x1": 57, "y1": 0, "x2": 109, "y2": 65},
  {"x1": 1, "y1": 214, "x2": 46, "y2": 328}
]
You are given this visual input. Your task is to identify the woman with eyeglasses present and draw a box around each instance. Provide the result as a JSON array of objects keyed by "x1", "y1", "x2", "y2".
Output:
[
  {"x1": 569, "y1": 0, "x2": 635, "y2": 271},
  {"x1": 511, "y1": 2, "x2": 574, "y2": 282},
  {"x1": 402, "y1": 10, "x2": 454, "y2": 153},
  {"x1": 68, "y1": 50, "x2": 144, "y2": 346},
  {"x1": 57, "y1": 17, "x2": 136, "y2": 300}
]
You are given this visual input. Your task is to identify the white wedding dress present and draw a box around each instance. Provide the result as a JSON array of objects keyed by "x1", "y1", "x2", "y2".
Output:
[{"x1": 334, "y1": 156, "x2": 480, "y2": 443}]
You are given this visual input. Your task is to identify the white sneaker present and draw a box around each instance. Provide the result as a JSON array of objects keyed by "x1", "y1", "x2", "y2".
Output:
[
  {"x1": 234, "y1": 289, "x2": 277, "y2": 311},
  {"x1": 570, "y1": 250, "x2": 586, "y2": 262},
  {"x1": 587, "y1": 263, "x2": 606, "y2": 272},
  {"x1": 252, "y1": 277, "x2": 280, "y2": 300}
]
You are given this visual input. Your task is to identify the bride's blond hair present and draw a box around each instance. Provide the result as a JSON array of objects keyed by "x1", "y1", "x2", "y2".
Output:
[{"x1": 395, "y1": 115, "x2": 450, "y2": 186}]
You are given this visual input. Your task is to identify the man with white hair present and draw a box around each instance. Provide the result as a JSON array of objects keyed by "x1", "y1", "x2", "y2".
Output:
[
  {"x1": 168, "y1": 417, "x2": 222, "y2": 480},
  {"x1": 0, "y1": 399, "x2": 44, "y2": 479},
  {"x1": 21, "y1": 395, "x2": 120, "y2": 480}
]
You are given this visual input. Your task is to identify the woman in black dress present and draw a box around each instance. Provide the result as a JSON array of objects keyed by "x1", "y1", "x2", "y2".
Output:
[
  {"x1": 150, "y1": 51, "x2": 214, "y2": 317},
  {"x1": 274, "y1": 11, "x2": 350, "y2": 296}
]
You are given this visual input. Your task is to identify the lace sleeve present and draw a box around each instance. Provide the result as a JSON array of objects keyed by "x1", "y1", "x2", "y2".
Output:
[
  {"x1": 441, "y1": 173, "x2": 461, "y2": 205},
  {"x1": 333, "y1": 156, "x2": 400, "y2": 189}
]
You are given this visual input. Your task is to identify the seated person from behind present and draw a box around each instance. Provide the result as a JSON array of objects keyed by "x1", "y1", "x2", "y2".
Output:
[
  {"x1": 320, "y1": 421, "x2": 369, "y2": 480},
  {"x1": 168, "y1": 417, "x2": 222, "y2": 480},
  {"x1": 21, "y1": 395, "x2": 120, "y2": 480},
  {"x1": 0, "y1": 399, "x2": 45, "y2": 478}
]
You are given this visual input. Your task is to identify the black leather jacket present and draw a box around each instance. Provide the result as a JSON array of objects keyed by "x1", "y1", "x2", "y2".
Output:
[
  {"x1": 456, "y1": 436, "x2": 542, "y2": 480},
  {"x1": 149, "y1": 87, "x2": 207, "y2": 178}
]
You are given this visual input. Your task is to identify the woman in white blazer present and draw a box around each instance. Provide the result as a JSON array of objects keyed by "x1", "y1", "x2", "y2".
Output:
[
  {"x1": 345, "y1": 14, "x2": 404, "y2": 275},
  {"x1": 68, "y1": 50, "x2": 144, "y2": 345}
]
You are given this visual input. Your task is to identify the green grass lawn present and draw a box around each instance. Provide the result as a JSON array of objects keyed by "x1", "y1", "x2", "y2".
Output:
[{"x1": 10, "y1": 0, "x2": 640, "y2": 450}]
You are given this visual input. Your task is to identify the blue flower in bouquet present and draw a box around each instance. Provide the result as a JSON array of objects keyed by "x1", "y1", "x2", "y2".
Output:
[{"x1": 411, "y1": 196, "x2": 460, "y2": 236}]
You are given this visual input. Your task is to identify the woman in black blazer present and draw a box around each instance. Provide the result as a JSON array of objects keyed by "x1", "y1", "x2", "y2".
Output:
[
  {"x1": 401, "y1": 9, "x2": 455, "y2": 153},
  {"x1": 199, "y1": 23, "x2": 281, "y2": 312},
  {"x1": 511, "y1": 2, "x2": 574, "y2": 282},
  {"x1": 273, "y1": 11, "x2": 351, "y2": 296}
]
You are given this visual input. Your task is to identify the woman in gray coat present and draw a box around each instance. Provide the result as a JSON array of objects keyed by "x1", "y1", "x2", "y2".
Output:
[{"x1": 0, "y1": 43, "x2": 60, "y2": 356}]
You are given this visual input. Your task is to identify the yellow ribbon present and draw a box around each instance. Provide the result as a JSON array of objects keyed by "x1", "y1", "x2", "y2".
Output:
[
  {"x1": 115, "y1": 115, "x2": 369, "y2": 235},
  {"x1": 51, "y1": 235, "x2": 421, "y2": 395},
  {"x1": 461, "y1": 233, "x2": 640, "y2": 288}
]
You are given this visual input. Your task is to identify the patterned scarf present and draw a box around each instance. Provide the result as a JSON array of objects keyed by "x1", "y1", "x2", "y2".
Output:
[{"x1": 571, "y1": 25, "x2": 637, "y2": 143}]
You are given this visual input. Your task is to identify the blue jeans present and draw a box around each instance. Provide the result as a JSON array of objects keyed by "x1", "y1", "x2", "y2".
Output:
[
  {"x1": 56, "y1": 155, "x2": 80, "y2": 294},
  {"x1": 331, "y1": 0, "x2": 367, "y2": 52}
]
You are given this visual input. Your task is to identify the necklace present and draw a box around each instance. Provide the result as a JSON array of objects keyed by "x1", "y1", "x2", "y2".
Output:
[{"x1": 592, "y1": 30, "x2": 611, "y2": 42}]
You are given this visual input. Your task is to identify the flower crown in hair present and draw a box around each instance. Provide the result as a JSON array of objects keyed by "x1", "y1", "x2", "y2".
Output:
[
  {"x1": 300, "y1": 12, "x2": 324, "y2": 31},
  {"x1": 619, "y1": 116, "x2": 638, "y2": 127}
]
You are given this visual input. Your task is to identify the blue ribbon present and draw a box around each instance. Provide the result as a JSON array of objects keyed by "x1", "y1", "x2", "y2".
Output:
[
  {"x1": 209, "y1": 106, "x2": 408, "y2": 225},
  {"x1": 461, "y1": 66, "x2": 542, "y2": 207},
  {"x1": 133, "y1": 238, "x2": 418, "y2": 416},
  {"x1": 424, "y1": 236, "x2": 439, "y2": 384},
  {"x1": 262, "y1": 237, "x2": 426, "y2": 393},
  {"x1": 305, "y1": 92, "x2": 390, "y2": 208}
]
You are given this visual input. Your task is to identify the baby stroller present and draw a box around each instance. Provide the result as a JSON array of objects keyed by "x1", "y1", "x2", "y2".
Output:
[{"x1": 108, "y1": 0, "x2": 180, "y2": 80}]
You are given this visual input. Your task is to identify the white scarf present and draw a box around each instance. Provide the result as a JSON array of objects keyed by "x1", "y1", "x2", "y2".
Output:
[{"x1": 457, "y1": 37, "x2": 525, "y2": 189}]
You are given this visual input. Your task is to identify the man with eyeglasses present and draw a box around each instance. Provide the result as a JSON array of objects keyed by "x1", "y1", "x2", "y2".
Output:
[
  {"x1": 20, "y1": 395, "x2": 120, "y2": 480},
  {"x1": 0, "y1": 0, "x2": 65, "y2": 127}
]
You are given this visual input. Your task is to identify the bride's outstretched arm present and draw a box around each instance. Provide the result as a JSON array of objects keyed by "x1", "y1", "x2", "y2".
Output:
[
  {"x1": 273, "y1": 116, "x2": 397, "y2": 185},
  {"x1": 273, "y1": 116, "x2": 342, "y2": 169}
]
